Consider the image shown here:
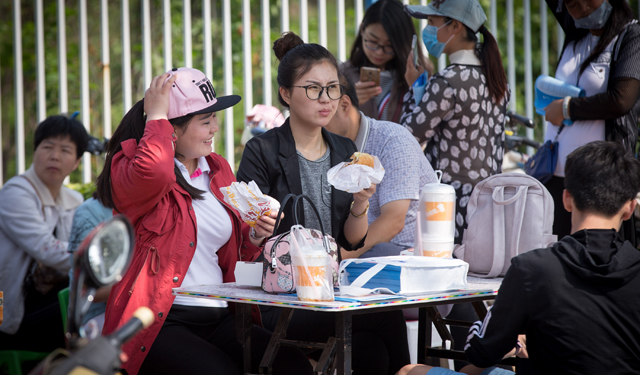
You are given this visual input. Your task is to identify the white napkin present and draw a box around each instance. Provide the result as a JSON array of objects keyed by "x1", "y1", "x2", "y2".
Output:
[{"x1": 327, "y1": 156, "x2": 385, "y2": 193}]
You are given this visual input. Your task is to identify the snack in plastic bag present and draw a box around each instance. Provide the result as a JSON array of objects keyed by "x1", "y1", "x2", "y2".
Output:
[
  {"x1": 220, "y1": 181, "x2": 281, "y2": 227},
  {"x1": 289, "y1": 225, "x2": 334, "y2": 302},
  {"x1": 327, "y1": 152, "x2": 385, "y2": 193}
]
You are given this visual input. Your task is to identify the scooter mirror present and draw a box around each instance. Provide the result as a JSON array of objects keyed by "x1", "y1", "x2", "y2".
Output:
[
  {"x1": 85, "y1": 217, "x2": 133, "y2": 287},
  {"x1": 67, "y1": 215, "x2": 134, "y2": 347}
]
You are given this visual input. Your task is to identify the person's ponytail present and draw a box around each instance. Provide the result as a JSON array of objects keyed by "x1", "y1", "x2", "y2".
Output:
[
  {"x1": 477, "y1": 25, "x2": 508, "y2": 104},
  {"x1": 96, "y1": 99, "x2": 147, "y2": 210}
]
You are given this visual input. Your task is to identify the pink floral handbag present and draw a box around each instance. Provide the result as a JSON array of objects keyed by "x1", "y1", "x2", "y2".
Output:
[{"x1": 262, "y1": 194, "x2": 340, "y2": 294}]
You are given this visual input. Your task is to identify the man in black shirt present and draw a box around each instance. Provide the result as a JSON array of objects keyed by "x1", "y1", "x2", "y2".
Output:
[{"x1": 464, "y1": 141, "x2": 640, "y2": 374}]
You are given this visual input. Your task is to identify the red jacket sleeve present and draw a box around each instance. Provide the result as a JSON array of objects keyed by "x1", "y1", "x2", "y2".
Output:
[{"x1": 110, "y1": 119, "x2": 177, "y2": 224}]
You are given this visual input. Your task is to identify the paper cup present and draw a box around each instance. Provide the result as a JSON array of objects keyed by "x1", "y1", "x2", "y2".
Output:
[
  {"x1": 421, "y1": 238, "x2": 454, "y2": 258},
  {"x1": 420, "y1": 189, "x2": 456, "y2": 239}
]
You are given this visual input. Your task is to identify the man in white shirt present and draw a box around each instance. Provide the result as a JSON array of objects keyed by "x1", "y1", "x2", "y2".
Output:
[
  {"x1": 0, "y1": 115, "x2": 87, "y2": 352},
  {"x1": 326, "y1": 74, "x2": 437, "y2": 259}
]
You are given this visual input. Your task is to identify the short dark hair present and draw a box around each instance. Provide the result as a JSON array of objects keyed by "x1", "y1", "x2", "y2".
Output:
[
  {"x1": 564, "y1": 141, "x2": 640, "y2": 217},
  {"x1": 34, "y1": 115, "x2": 89, "y2": 159},
  {"x1": 339, "y1": 72, "x2": 359, "y2": 108}
]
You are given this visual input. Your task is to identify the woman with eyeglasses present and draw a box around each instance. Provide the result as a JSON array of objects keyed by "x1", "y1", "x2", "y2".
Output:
[
  {"x1": 341, "y1": 0, "x2": 432, "y2": 122},
  {"x1": 237, "y1": 32, "x2": 411, "y2": 375}
]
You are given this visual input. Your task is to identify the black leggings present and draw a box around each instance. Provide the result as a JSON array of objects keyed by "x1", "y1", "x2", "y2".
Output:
[
  {"x1": 138, "y1": 305, "x2": 312, "y2": 375},
  {"x1": 259, "y1": 306, "x2": 410, "y2": 375}
]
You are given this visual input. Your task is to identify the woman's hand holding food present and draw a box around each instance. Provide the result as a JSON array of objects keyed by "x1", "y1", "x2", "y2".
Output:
[
  {"x1": 144, "y1": 73, "x2": 178, "y2": 122},
  {"x1": 355, "y1": 80, "x2": 382, "y2": 105},
  {"x1": 351, "y1": 183, "x2": 376, "y2": 217},
  {"x1": 251, "y1": 211, "x2": 283, "y2": 246}
]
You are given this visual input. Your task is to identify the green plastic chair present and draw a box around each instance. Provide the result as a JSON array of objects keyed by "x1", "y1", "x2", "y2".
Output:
[
  {"x1": 0, "y1": 350, "x2": 48, "y2": 375},
  {"x1": 0, "y1": 288, "x2": 70, "y2": 375},
  {"x1": 58, "y1": 287, "x2": 69, "y2": 335}
]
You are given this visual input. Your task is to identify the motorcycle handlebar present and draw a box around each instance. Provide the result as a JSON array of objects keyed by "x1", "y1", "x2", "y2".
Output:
[
  {"x1": 112, "y1": 307, "x2": 155, "y2": 344},
  {"x1": 521, "y1": 138, "x2": 542, "y2": 149},
  {"x1": 506, "y1": 111, "x2": 535, "y2": 128}
]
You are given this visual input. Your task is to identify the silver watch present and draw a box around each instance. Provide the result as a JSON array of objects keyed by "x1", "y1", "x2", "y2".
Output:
[{"x1": 250, "y1": 227, "x2": 266, "y2": 240}]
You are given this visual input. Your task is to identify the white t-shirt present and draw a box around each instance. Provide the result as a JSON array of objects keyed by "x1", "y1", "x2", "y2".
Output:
[
  {"x1": 172, "y1": 156, "x2": 232, "y2": 308},
  {"x1": 545, "y1": 33, "x2": 617, "y2": 177}
]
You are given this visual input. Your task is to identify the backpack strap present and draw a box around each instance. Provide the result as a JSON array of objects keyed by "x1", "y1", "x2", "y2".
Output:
[
  {"x1": 488, "y1": 187, "x2": 507, "y2": 279},
  {"x1": 486, "y1": 185, "x2": 528, "y2": 278}
]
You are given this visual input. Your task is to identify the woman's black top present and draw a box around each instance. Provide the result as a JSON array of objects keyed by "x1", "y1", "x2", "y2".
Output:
[{"x1": 236, "y1": 118, "x2": 366, "y2": 252}]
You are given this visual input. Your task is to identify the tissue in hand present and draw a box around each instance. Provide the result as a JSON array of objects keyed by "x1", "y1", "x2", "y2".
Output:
[{"x1": 534, "y1": 75, "x2": 586, "y2": 126}]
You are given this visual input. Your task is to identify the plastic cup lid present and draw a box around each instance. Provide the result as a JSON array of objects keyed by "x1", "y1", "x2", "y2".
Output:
[{"x1": 421, "y1": 170, "x2": 456, "y2": 194}]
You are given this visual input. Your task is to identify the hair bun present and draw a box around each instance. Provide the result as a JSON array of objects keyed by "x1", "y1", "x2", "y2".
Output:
[{"x1": 273, "y1": 32, "x2": 304, "y2": 61}]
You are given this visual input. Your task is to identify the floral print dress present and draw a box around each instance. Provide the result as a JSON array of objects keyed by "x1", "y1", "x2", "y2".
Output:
[{"x1": 401, "y1": 63, "x2": 509, "y2": 243}]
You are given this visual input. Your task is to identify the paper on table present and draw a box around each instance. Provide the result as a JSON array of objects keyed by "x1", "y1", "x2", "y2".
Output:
[{"x1": 327, "y1": 155, "x2": 385, "y2": 193}]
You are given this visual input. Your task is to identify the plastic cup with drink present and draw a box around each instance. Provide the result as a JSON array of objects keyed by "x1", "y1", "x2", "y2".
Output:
[
  {"x1": 289, "y1": 225, "x2": 335, "y2": 302},
  {"x1": 416, "y1": 171, "x2": 456, "y2": 258}
]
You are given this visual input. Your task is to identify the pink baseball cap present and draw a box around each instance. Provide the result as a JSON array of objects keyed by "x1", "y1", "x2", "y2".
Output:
[{"x1": 165, "y1": 67, "x2": 241, "y2": 120}]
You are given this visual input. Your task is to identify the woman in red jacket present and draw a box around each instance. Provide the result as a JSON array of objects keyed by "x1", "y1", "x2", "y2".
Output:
[{"x1": 95, "y1": 68, "x2": 312, "y2": 375}]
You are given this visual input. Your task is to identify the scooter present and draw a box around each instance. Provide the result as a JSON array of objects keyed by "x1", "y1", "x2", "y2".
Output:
[{"x1": 28, "y1": 216, "x2": 153, "y2": 375}]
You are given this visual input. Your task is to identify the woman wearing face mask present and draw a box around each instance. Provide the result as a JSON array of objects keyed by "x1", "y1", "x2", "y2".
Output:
[
  {"x1": 341, "y1": 0, "x2": 432, "y2": 122},
  {"x1": 401, "y1": 0, "x2": 509, "y2": 245},
  {"x1": 542, "y1": 0, "x2": 639, "y2": 242}
]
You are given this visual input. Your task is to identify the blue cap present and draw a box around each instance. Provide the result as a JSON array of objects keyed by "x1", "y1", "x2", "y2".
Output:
[{"x1": 406, "y1": 0, "x2": 487, "y2": 32}]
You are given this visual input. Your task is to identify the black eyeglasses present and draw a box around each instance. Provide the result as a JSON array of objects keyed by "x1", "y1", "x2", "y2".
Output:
[
  {"x1": 293, "y1": 84, "x2": 345, "y2": 100},
  {"x1": 363, "y1": 38, "x2": 395, "y2": 55}
]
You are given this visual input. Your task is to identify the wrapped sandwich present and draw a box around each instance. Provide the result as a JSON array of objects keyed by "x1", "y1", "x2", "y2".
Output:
[
  {"x1": 327, "y1": 152, "x2": 385, "y2": 193},
  {"x1": 220, "y1": 181, "x2": 281, "y2": 227}
]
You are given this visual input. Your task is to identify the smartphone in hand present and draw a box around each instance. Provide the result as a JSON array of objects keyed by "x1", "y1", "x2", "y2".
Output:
[
  {"x1": 412, "y1": 34, "x2": 420, "y2": 68},
  {"x1": 360, "y1": 67, "x2": 381, "y2": 87}
]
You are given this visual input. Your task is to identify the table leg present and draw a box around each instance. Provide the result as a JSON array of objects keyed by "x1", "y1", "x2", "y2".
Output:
[
  {"x1": 472, "y1": 301, "x2": 487, "y2": 321},
  {"x1": 235, "y1": 303, "x2": 253, "y2": 375},
  {"x1": 426, "y1": 307, "x2": 455, "y2": 345},
  {"x1": 417, "y1": 307, "x2": 428, "y2": 364},
  {"x1": 335, "y1": 311, "x2": 352, "y2": 375},
  {"x1": 315, "y1": 337, "x2": 337, "y2": 375},
  {"x1": 419, "y1": 307, "x2": 444, "y2": 366},
  {"x1": 259, "y1": 308, "x2": 294, "y2": 374}
]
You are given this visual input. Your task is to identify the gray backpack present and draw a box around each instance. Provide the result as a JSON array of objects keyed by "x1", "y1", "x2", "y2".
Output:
[{"x1": 453, "y1": 173, "x2": 557, "y2": 278}]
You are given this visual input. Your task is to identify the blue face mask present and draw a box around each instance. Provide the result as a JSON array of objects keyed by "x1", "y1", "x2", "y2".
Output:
[
  {"x1": 573, "y1": 1, "x2": 612, "y2": 30},
  {"x1": 422, "y1": 20, "x2": 453, "y2": 59}
]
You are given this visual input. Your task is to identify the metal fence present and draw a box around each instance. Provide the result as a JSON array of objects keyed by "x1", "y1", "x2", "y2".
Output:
[{"x1": 4, "y1": 0, "x2": 638, "y2": 186}]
